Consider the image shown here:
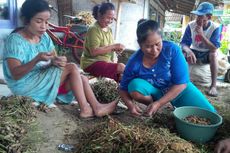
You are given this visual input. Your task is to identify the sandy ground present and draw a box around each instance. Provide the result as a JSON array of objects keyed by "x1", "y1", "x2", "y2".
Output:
[
  {"x1": 34, "y1": 103, "x2": 131, "y2": 153},
  {"x1": 34, "y1": 104, "x2": 79, "y2": 153},
  {"x1": 31, "y1": 84, "x2": 230, "y2": 153}
]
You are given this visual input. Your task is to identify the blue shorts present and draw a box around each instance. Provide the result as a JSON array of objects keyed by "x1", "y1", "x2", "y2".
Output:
[
  {"x1": 128, "y1": 78, "x2": 216, "y2": 112},
  {"x1": 191, "y1": 49, "x2": 210, "y2": 64}
]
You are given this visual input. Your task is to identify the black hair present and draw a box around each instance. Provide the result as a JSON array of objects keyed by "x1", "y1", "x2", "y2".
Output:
[
  {"x1": 137, "y1": 18, "x2": 147, "y2": 26},
  {"x1": 92, "y1": 2, "x2": 115, "y2": 20},
  {"x1": 136, "y1": 20, "x2": 160, "y2": 45},
  {"x1": 20, "y1": 0, "x2": 50, "y2": 25}
]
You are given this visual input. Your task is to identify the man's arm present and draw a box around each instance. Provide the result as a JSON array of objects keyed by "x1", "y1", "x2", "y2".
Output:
[
  {"x1": 181, "y1": 44, "x2": 192, "y2": 54},
  {"x1": 7, "y1": 52, "x2": 54, "y2": 80},
  {"x1": 199, "y1": 32, "x2": 217, "y2": 51},
  {"x1": 181, "y1": 26, "x2": 197, "y2": 64},
  {"x1": 180, "y1": 25, "x2": 193, "y2": 54},
  {"x1": 196, "y1": 26, "x2": 221, "y2": 52}
]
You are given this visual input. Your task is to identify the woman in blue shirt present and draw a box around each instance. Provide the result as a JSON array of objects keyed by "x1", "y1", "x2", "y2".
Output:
[
  {"x1": 119, "y1": 20, "x2": 216, "y2": 117},
  {"x1": 3, "y1": 0, "x2": 117, "y2": 119}
]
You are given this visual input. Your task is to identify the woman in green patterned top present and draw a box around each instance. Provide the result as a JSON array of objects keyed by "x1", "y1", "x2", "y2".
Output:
[{"x1": 80, "y1": 2, "x2": 125, "y2": 82}]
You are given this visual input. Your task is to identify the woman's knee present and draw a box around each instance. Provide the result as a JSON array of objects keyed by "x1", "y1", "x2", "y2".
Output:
[
  {"x1": 117, "y1": 63, "x2": 125, "y2": 73},
  {"x1": 66, "y1": 63, "x2": 80, "y2": 74},
  {"x1": 66, "y1": 63, "x2": 77, "y2": 69},
  {"x1": 130, "y1": 91, "x2": 143, "y2": 101},
  {"x1": 81, "y1": 75, "x2": 89, "y2": 82}
]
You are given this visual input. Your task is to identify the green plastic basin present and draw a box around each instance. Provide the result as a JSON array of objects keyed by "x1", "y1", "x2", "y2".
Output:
[{"x1": 173, "y1": 106, "x2": 222, "y2": 143}]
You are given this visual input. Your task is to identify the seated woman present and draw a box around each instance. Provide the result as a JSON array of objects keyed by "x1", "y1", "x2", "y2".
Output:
[
  {"x1": 80, "y1": 2, "x2": 125, "y2": 82},
  {"x1": 3, "y1": 0, "x2": 117, "y2": 118},
  {"x1": 119, "y1": 20, "x2": 216, "y2": 117}
]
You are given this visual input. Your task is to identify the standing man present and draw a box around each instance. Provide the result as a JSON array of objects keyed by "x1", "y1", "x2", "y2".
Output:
[{"x1": 181, "y1": 2, "x2": 221, "y2": 97}]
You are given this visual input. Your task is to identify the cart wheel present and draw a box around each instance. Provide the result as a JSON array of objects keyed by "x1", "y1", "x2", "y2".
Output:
[{"x1": 224, "y1": 69, "x2": 230, "y2": 83}]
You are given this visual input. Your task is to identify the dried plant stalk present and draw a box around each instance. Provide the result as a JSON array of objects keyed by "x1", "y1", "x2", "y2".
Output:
[
  {"x1": 0, "y1": 96, "x2": 37, "y2": 153},
  {"x1": 91, "y1": 78, "x2": 120, "y2": 103},
  {"x1": 75, "y1": 117, "x2": 200, "y2": 153}
]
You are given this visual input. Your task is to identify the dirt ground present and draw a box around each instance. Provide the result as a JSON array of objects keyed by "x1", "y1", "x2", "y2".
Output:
[{"x1": 28, "y1": 83, "x2": 230, "y2": 153}]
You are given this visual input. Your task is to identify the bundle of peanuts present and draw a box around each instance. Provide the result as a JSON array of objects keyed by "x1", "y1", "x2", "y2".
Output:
[{"x1": 76, "y1": 11, "x2": 95, "y2": 26}]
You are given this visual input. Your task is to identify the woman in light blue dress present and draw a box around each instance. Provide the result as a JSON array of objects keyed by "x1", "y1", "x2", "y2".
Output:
[{"x1": 3, "y1": 0, "x2": 117, "y2": 119}]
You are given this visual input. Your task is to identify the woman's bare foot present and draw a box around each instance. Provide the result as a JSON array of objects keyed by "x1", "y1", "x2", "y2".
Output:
[
  {"x1": 208, "y1": 86, "x2": 218, "y2": 97},
  {"x1": 31, "y1": 102, "x2": 40, "y2": 107},
  {"x1": 80, "y1": 107, "x2": 94, "y2": 118},
  {"x1": 94, "y1": 101, "x2": 118, "y2": 117}
]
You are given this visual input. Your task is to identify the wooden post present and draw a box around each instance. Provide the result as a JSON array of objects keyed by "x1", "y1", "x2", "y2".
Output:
[
  {"x1": 114, "y1": 0, "x2": 121, "y2": 41},
  {"x1": 182, "y1": 15, "x2": 190, "y2": 33},
  {"x1": 224, "y1": 3, "x2": 230, "y2": 15}
]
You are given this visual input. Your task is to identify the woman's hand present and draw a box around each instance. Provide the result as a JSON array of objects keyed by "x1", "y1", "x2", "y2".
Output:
[
  {"x1": 51, "y1": 56, "x2": 67, "y2": 68},
  {"x1": 129, "y1": 103, "x2": 143, "y2": 116},
  {"x1": 119, "y1": 90, "x2": 142, "y2": 116},
  {"x1": 112, "y1": 43, "x2": 125, "y2": 54},
  {"x1": 144, "y1": 102, "x2": 161, "y2": 117},
  {"x1": 7, "y1": 52, "x2": 54, "y2": 80},
  {"x1": 36, "y1": 52, "x2": 54, "y2": 62},
  {"x1": 215, "y1": 138, "x2": 230, "y2": 153}
]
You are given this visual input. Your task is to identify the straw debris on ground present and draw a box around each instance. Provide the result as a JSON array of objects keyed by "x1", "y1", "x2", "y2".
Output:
[
  {"x1": 91, "y1": 78, "x2": 120, "y2": 103},
  {"x1": 0, "y1": 83, "x2": 229, "y2": 153},
  {"x1": 0, "y1": 96, "x2": 38, "y2": 153},
  {"x1": 75, "y1": 117, "x2": 200, "y2": 153}
]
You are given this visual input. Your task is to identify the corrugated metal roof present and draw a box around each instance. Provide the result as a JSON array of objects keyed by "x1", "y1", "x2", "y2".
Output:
[
  {"x1": 165, "y1": 11, "x2": 183, "y2": 21},
  {"x1": 159, "y1": 0, "x2": 222, "y2": 16}
]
